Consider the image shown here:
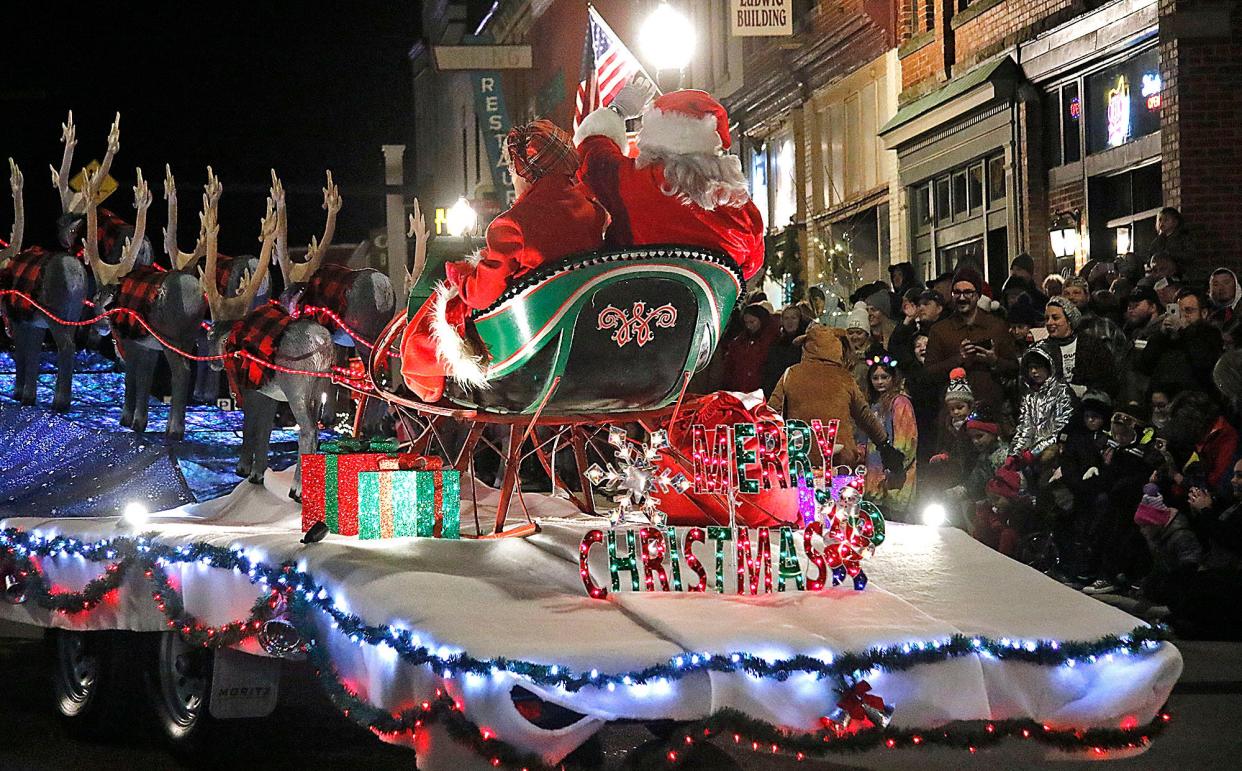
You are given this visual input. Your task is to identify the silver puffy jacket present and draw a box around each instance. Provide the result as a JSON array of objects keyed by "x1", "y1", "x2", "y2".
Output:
[{"x1": 1013, "y1": 348, "x2": 1075, "y2": 454}]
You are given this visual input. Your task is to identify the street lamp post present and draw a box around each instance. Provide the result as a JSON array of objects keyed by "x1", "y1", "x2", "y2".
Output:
[
  {"x1": 640, "y1": 2, "x2": 695, "y2": 92},
  {"x1": 1048, "y1": 210, "x2": 1081, "y2": 275}
]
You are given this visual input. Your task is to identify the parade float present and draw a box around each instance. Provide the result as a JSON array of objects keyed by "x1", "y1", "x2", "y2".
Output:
[{"x1": 0, "y1": 113, "x2": 1180, "y2": 769}]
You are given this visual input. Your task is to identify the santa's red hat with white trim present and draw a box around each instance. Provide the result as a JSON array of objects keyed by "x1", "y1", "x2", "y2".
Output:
[{"x1": 639, "y1": 89, "x2": 731, "y2": 156}]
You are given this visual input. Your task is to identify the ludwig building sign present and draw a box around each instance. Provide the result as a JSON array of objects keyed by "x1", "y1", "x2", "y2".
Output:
[{"x1": 730, "y1": 0, "x2": 793, "y2": 37}]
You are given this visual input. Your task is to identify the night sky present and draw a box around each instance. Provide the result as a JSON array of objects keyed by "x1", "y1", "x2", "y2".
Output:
[{"x1": 1, "y1": 3, "x2": 420, "y2": 256}]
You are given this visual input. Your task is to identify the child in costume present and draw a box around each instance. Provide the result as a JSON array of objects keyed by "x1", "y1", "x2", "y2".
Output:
[
  {"x1": 860, "y1": 354, "x2": 918, "y2": 515},
  {"x1": 401, "y1": 120, "x2": 609, "y2": 401}
]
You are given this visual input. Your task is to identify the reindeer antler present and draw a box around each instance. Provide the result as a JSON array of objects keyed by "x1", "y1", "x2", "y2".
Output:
[
  {"x1": 118, "y1": 168, "x2": 152, "y2": 273},
  {"x1": 270, "y1": 169, "x2": 291, "y2": 284},
  {"x1": 283, "y1": 170, "x2": 340, "y2": 285},
  {"x1": 164, "y1": 164, "x2": 207, "y2": 271},
  {"x1": 84, "y1": 167, "x2": 149, "y2": 287},
  {"x1": 405, "y1": 197, "x2": 429, "y2": 298},
  {"x1": 49, "y1": 111, "x2": 78, "y2": 213},
  {"x1": 95, "y1": 113, "x2": 121, "y2": 191},
  {"x1": 202, "y1": 173, "x2": 279, "y2": 323},
  {"x1": 1, "y1": 159, "x2": 24, "y2": 269}
]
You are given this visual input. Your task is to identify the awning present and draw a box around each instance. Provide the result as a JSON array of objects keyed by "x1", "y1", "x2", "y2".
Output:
[{"x1": 879, "y1": 57, "x2": 1025, "y2": 149}]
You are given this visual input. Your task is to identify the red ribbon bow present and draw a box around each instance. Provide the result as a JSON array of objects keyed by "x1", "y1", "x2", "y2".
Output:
[{"x1": 835, "y1": 680, "x2": 887, "y2": 723}]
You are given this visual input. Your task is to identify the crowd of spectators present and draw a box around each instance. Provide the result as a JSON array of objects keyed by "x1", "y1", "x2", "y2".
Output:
[{"x1": 716, "y1": 207, "x2": 1242, "y2": 637}]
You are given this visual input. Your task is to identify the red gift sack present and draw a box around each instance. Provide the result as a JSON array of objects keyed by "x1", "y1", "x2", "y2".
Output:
[{"x1": 654, "y1": 390, "x2": 802, "y2": 527}]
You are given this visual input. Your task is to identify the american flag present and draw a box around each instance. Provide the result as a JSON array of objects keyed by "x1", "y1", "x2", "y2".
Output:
[{"x1": 573, "y1": 7, "x2": 650, "y2": 131}]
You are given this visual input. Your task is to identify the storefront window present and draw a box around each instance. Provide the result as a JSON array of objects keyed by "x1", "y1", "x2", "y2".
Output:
[
  {"x1": 914, "y1": 184, "x2": 932, "y2": 232},
  {"x1": 968, "y1": 162, "x2": 984, "y2": 212},
  {"x1": 1087, "y1": 48, "x2": 1160, "y2": 155},
  {"x1": 772, "y1": 135, "x2": 797, "y2": 228},
  {"x1": 1062, "y1": 82, "x2": 1081, "y2": 163},
  {"x1": 987, "y1": 155, "x2": 1006, "y2": 205},
  {"x1": 952, "y1": 171, "x2": 968, "y2": 217},
  {"x1": 935, "y1": 177, "x2": 951, "y2": 223},
  {"x1": 750, "y1": 145, "x2": 769, "y2": 230}
]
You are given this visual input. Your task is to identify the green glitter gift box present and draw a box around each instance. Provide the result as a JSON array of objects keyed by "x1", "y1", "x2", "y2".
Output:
[{"x1": 356, "y1": 459, "x2": 461, "y2": 539}]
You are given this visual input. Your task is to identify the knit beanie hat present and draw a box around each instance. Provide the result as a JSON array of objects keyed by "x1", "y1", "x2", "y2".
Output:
[
  {"x1": 845, "y1": 301, "x2": 869, "y2": 331},
  {"x1": 1046, "y1": 295, "x2": 1081, "y2": 329},
  {"x1": 1134, "y1": 483, "x2": 1173, "y2": 528},
  {"x1": 862, "y1": 285, "x2": 892, "y2": 318},
  {"x1": 1081, "y1": 390, "x2": 1113, "y2": 418},
  {"x1": 945, "y1": 367, "x2": 974, "y2": 404},
  {"x1": 952, "y1": 266, "x2": 985, "y2": 295}
]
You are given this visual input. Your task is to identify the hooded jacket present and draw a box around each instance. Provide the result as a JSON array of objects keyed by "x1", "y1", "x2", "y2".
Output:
[
  {"x1": 768, "y1": 324, "x2": 888, "y2": 466},
  {"x1": 1013, "y1": 347, "x2": 1075, "y2": 454},
  {"x1": 1210, "y1": 267, "x2": 1240, "y2": 325}
]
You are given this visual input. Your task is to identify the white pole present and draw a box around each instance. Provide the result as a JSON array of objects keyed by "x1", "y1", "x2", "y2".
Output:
[{"x1": 381, "y1": 144, "x2": 408, "y2": 293}]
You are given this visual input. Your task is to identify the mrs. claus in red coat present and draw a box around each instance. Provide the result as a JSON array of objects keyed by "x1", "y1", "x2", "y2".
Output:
[
  {"x1": 573, "y1": 86, "x2": 765, "y2": 282},
  {"x1": 401, "y1": 120, "x2": 609, "y2": 401}
]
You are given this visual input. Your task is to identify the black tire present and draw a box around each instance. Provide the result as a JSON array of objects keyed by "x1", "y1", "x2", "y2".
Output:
[
  {"x1": 48, "y1": 629, "x2": 145, "y2": 739},
  {"x1": 143, "y1": 631, "x2": 217, "y2": 754}
]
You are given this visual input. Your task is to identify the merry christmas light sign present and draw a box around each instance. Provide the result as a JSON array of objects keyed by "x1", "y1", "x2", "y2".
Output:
[{"x1": 579, "y1": 420, "x2": 885, "y2": 599}]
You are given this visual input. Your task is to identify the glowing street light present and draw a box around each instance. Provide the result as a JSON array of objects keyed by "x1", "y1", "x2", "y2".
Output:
[
  {"x1": 445, "y1": 196, "x2": 478, "y2": 238},
  {"x1": 640, "y1": 2, "x2": 695, "y2": 88}
]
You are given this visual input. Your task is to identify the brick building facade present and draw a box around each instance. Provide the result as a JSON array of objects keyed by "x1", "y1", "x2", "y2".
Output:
[{"x1": 884, "y1": 0, "x2": 1242, "y2": 282}]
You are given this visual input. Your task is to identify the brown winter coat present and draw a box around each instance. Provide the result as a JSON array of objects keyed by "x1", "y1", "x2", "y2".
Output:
[{"x1": 768, "y1": 324, "x2": 888, "y2": 466}]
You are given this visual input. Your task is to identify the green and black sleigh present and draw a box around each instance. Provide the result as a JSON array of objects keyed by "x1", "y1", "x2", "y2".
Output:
[{"x1": 373, "y1": 245, "x2": 743, "y2": 536}]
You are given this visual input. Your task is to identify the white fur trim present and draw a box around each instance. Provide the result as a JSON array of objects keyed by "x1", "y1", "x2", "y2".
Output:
[
  {"x1": 639, "y1": 108, "x2": 722, "y2": 157},
  {"x1": 573, "y1": 107, "x2": 627, "y2": 150},
  {"x1": 429, "y1": 282, "x2": 490, "y2": 388}
]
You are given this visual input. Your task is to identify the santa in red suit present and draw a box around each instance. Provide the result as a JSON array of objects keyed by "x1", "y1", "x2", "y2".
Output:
[
  {"x1": 401, "y1": 120, "x2": 609, "y2": 401},
  {"x1": 573, "y1": 85, "x2": 764, "y2": 281}
]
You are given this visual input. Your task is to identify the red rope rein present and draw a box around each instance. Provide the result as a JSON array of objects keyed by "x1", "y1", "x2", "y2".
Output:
[{"x1": 0, "y1": 288, "x2": 377, "y2": 387}]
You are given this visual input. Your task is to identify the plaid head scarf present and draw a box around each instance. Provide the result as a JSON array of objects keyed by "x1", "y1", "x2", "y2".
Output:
[{"x1": 506, "y1": 120, "x2": 578, "y2": 182}]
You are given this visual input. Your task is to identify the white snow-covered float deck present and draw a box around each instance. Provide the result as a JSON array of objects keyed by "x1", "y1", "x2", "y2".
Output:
[{"x1": 0, "y1": 471, "x2": 1181, "y2": 768}]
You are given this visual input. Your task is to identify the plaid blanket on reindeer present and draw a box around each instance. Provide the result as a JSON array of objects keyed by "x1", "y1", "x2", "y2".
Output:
[
  {"x1": 0, "y1": 247, "x2": 50, "y2": 323},
  {"x1": 112, "y1": 265, "x2": 166, "y2": 338},
  {"x1": 222, "y1": 302, "x2": 296, "y2": 405}
]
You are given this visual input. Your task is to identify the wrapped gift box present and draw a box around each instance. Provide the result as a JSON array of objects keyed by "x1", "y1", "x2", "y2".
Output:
[
  {"x1": 357, "y1": 460, "x2": 461, "y2": 539},
  {"x1": 301, "y1": 438, "x2": 423, "y2": 536}
]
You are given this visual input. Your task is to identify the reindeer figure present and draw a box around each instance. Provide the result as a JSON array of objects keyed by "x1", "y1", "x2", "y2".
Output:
[
  {"x1": 274, "y1": 171, "x2": 394, "y2": 430},
  {"x1": 83, "y1": 165, "x2": 213, "y2": 439},
  {"x1": 202, "y1": 174, "x2": 332, "y2": 499},
  {"x1": 0, "y1": 118, "x2": 98, "y2": 411}
]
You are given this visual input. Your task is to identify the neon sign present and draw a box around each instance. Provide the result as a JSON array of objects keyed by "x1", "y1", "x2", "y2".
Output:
[
  {"x1": 1141, "y1": 72, "x2": 1161, "y2": 110},
  {"x1": 1106, "y1": 75, "x2": 1131, "y2": 148}
]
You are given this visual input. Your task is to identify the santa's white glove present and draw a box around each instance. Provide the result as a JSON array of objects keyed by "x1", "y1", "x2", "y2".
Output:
[
  {"x1": 609, "y1": 80, "x2": 654, "y2": 120},
  {"x1": 1083, "y1": 466, "x2": 1100, "y2": 480}
]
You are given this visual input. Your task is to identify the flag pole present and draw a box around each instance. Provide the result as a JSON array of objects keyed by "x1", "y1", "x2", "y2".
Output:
[{"x1": 587, "y1": 5, "x2": 664, "y2": 96}]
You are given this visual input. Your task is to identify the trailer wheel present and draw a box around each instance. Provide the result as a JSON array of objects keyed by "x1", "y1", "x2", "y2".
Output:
[
  {"x1": 48, "y1": 629, "x2": 142, "y2": 737},
  {"x1": 145, "y1": 631, "x2": 216, "y2": 749}
]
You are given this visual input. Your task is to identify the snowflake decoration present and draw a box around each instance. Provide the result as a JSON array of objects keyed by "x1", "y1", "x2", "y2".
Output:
[{"x1": 586, "y1": 426, "x2": 691, "y2": 527}]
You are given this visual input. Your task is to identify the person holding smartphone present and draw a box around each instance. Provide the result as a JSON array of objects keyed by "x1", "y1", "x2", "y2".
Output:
[
  {"x1": 923, "y1": 267, "x2": 1017, "y2": 414},
  {"x1": 1136, "y1": 287, "x2": 1223, "y2": 396}
]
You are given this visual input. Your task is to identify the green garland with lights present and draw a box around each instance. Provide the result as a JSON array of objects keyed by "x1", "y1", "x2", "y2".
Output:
[{"x1": 0, "y1": 527, "x2": 1178, "y2": 768}]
